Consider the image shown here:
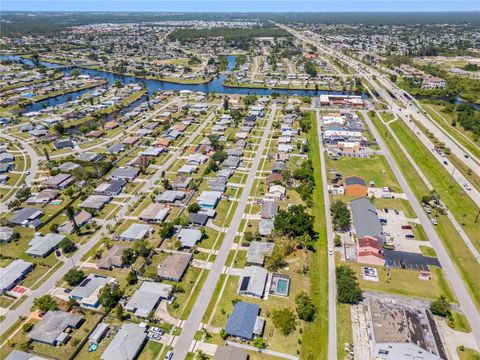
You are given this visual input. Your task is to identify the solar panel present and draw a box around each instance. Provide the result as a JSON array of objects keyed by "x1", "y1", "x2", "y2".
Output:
[{"x1": 240, "y1": 277, "x2": 250, "y2": 291}]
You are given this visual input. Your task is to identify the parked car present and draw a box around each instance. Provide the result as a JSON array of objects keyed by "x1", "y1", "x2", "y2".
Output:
[
  {"x1": 379, "y1": 218, "x2": 387, "y2": 224},
  {"x1": 430, "y1": 217, "x2": 438, "y2": 225},
  {"x1": 401, "y1": 225, "x2": 412, "y2": 230},
  {"x1": 405, "y1": 234, "x2": 415, "y2": 239},
  {"x1": 165, "y1": 352, "x2": 173, "y2": 360}
]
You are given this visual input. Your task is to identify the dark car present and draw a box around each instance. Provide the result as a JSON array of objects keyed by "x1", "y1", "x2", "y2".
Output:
[{"x1": 405, "y1": 234, "x2": 415, "y2": 239}]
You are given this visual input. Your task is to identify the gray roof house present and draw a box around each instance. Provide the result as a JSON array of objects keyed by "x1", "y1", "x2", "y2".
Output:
[
  {"x1": 261, "y1": 201, "x2": 278, "y2": 219},
  {"x1": 106, "y1": 143, "x2": 125, "y2": 155},
  {"x1": 154, "y1": 190, "x2": 185, "y2": 204},
  {"x1": 70, "y1": 274, "x2": 113, "y2": 309},
  {"x1": 44, "y1": 173, "x2": 75, "y2": 189},
  {"x1": 53, "y1": 139, "x2": 74, "y2": 150},
  {"x1": 109, "y1": 167, "x2": 140, "y2": 181},
  {"x1": 172, "y1": 176, "x2": 192, "y2": 190},
  {"x1": 58, "y1": 161, "x2": 80, "y2": 172},
  {"x1": 157, "y1": 253, "x2": 191, "y2": 281},
  {"x1": 88, "y1": 322, "x2": 109, "y2": 345},
  {"x1": 189, "y1": 213, "x2": 209, "y2": 226},
  {"x1": 238, "y1": 266, "x2": 269, "y2": 298},
  {"x1": 9, "y1": 207, "x2": 44, "y2": 228},
  {"x1": 100, "y1": 323, "x2": 146, "y2": 360},
  {"x1": 57, "y1": 210, "x2": 92, "y2": 234},
  {"x1": 125, "y1": 282, "x2": 173, "y2": 318},
  {"x1": 77, "y1": 151, "x2": 104, "y2": 162},
  {"x1": 0, "y1": 226, "x2": 15, "y2": 243},
  {"x1": 0, "y1": 259, "x2": 33, "y2": 294},
  {"x1": 28, "y1": 311, "x2": 83, "y2": 345},
  {"x1": 177, "y1": 228, "x2": 202, "y2": 248},
  {"x1": 120, "y1": 223, "x2": 152, "y2": 241},
  {"x1": 97, "y1": 245, "x2": 128, "y2": 270},
  {"x1": 26, "y1": 233, "x2": 65, "y2": 257},
  {"x1": 94, "y1": 179, "x2": 126, "y2": 196},
  {"x1": 208, "y1": 177, "x2": 228, "y2": 192},
  {"x1": 258, "y1": 218, "x2": 274, "y2": 236},
  {"x1": 225, "y1": 301, "x2": 264, "y2": 340},
  {"x1": 350, "y1": 197, "x2": 385, "y2": 244},
  {"x1": 5, "y1": 350, "x2": 47, "y2": 360},
  {"x1": 222, "y1": 155, "x2": 241, "y2": 169},
  {"x1": 79, "y1": 195, "x2": 112, "y2": 210},
  {"x1": 247, "y1": 241, "x2": 275, "y2": 266}
]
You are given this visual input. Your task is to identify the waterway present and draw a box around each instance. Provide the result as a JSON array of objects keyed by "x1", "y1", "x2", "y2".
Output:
[{"x1": 1, "y1": 54, "x2": 363, "y2": 114}]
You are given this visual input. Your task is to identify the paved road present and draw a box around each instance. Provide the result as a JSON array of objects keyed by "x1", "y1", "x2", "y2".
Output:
[
  {"x1": 278, "y1": 23, "x2": 480, "y2": 206},
  {"x1": 315, "y1": 110, "x2": 337, "y2": 360},
  {"x1": 172, "y1": 105, "x2": 277, "y2": 360},
  {"x1": 0, "y1": 132, "x2": 40, "y2": 212},
  {"x1": 370, "y1": 111, "x2": 480, "y2": 264},
  {"x1": 363, "y1": 112, "x2": 480, "y2": 348},
  {"x1": 0, "y1": 103, "x2": 217, "y2": 337}
]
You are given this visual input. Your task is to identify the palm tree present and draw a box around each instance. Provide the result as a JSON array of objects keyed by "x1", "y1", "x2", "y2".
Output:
[{"x1": 66, "y1": 206, "x2": 78, "y2": 232}]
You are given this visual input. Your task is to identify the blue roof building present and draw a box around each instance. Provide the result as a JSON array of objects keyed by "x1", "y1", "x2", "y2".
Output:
[{"x1": 225, "y1": 302, "x2": 264, "y2": 340}]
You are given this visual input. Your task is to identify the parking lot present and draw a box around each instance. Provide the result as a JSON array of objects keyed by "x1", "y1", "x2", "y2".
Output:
[{"x1": 384, "y1": 249, "x2": 441, "y2": 271}]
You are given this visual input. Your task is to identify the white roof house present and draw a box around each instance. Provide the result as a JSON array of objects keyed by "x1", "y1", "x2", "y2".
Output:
[
  {"x1": 100, "y1": 323, "x2": 146, "y2": 360},
  {"x1": 120, "y1": 223, "x2": 153, "y2": 241},
  {"x1": 0, "y1": 259, "x2": 33, "y2": 294},
  {"x1": 177, "y1": 228, "x2": 202, "y2": 248},
  {"x1": 125, "y1": 282, "x2": 173, "y2": 318},
  {"x1": 26, "y1": 233, "x2": 65, "y2": 258}
]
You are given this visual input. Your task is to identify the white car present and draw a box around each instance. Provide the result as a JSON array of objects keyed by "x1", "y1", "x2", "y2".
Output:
[
  {"x1": 430, "y1": 217, "x2": 438, "y2": 225},
  {"x1": 463, "y1": 183, "x2": 472, "y2": 191},
  {"x1": 328, "y1": 248, "x2": 333, "y2": 255}
]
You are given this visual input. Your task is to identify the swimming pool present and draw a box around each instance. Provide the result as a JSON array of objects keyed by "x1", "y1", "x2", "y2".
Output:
[{"x1": 276, "y1": 278, "x2": 289, "y2": 296}]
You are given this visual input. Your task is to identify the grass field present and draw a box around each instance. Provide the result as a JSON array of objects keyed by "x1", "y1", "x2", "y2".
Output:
[
  {"x1": 370, "y1": 113, "x2": 480, "y2": 310},
  {"x1": 336, "y1": 303, "x2": 353, "y2": 360},
  {"x1": 450, "y1": 311, "x2": 472, "y2": 333},
  {"x1": 457, "y1": 346, "x2": 480, "y2": 360},
  {"x1": 301, "y1": 112, "x2": 329, "y2": 360},
  {"x1": 420, "y1": 245, "x2": 437, "y2": 258}
]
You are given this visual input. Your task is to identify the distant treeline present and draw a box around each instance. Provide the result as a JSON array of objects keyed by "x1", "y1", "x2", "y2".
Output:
[
  {"x1": 168, "y1": 27, "x2": 291, "y2": 42},
  {"x1": 2, "y1": 11, "x2": 479, "y2": 36}
]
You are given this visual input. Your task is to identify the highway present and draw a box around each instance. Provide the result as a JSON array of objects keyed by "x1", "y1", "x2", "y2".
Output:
[
  {"x1": 363, "y1": 111, "x2": 480, "y2": 348},
  {"x1": 172, "y1": 105, "x2": 277, "y2": 360},
  {"x1": 277, "y1": 23, "x2": 480, "y2": 349},
  {"x1": 0, "y1": 103, "x2": 219, "y2": 338}
]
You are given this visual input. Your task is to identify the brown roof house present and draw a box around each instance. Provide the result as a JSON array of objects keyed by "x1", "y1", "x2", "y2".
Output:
[{"x1": 157, "y1": 253, "x2": 191, "y2": 281}]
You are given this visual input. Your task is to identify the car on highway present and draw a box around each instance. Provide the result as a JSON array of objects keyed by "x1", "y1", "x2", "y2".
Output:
[
  {"x1": 26, "y1": 170, "x2": 30, "y2": 175},
  {"x1": 464, "y1": 154, "x2": 469, "y2": 158},
  {"x1": 443, "y1": 161, "x2": 448, "y2": 165},
  {"x1": 464, "y1": 183, "x2": 472, "y2": 191},
  {"x1": 328, "y1": 248, "x2": 333, "y2": 255}
]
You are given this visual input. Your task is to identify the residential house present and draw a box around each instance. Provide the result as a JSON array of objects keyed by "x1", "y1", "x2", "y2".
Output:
[
  {"x1": 70, "y1": 274, "x2": 113, "y2": 309},
  {"x1": 44, "y1": 173, "x2": 75, "y2": 190},
  {"x1": 225, "y1": 302, "x2": 264, "y2": 340},
  {"x1": 57, "y1": 210, "x2": 92, "y2": 234},
  {"x1": 125, "y1": 282, "x2": 173, "y2": 318},
  {"x1": 247, "y1": 241, "x2": 274, "y2": 266},
  {"x1": 155, "y1": 190, "x2": 185, "y2": 204},
  {"x1": 0, "y1": 259, "x2": 33, "y2": 294},
  {"x1": 109, "y1": 167, "x2": 140, "y2": 181},
  {"x1": 0, "y1": 226, "x2": 14, "y2": 243},
  {"x1": 177, "y1": 228, "x2": 202, "y2": 248},
  {"x1": 9, "y1": 208, "x2": 44, "y2": 228},
  {"x1": 100, "y1": 323, "x2": 146, "y2": 360},
  {"x1": 157, "y1": 253, "x2": 191, "y2": 282},
  {"x1": 79, "y1": 195, "x2": 112, "y2": 210},
  {"x1": 28, "y1": 311, "x2": 83, "y2": 345},
  {"x1": 120, "y1": 223, "x2": 153, "y2": 241},
  {"x1": 197, "y1": 191, "x2": 222, "y2": 209},
  {"x1": 138, "y1": 203, "x2": 169, "y2": 223},
  {"x1": 238, "y1": 266, "x2": 269, "y2": 298},
  {"x1": 97, "y1": 245, "x2": 129, "y2": 270},
  {"x1": 26, "y1": 233, "x2": 65, "y2": 257}
]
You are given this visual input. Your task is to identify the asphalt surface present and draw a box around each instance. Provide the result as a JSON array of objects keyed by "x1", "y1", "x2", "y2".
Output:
[
  {"x1": 316, "y1": 109, "x2": 337, "y2": 360},
  {"x1": 0, "y1": 102, "x2": 218, "y2": 338},
  {"x1": 171, "y1": 105, "x2": 277, "y2": 360},
  {"x1": 363, "y1": 112, "x2": 480, "y2": 348}
]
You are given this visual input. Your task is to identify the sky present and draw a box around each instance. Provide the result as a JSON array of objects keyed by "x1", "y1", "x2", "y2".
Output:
[{"x1": 2, "y1": 0, "x2": 480, "y2": 12}]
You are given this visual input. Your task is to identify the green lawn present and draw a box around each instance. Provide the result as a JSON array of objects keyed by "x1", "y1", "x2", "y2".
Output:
[
  {"x1": 420, "y1": 245, "x2": 437, "y2": 258},
  {"x1": 450, "y1": 311, "x2": 472, "y2": 333},
  {"x1": 458, "y1": 346, "x2": 480, "y2": 360},
  {"x1": 301, "y1": 111, "x2": 329, "y2": 360},
  {"x1": 370, "y1": 114, "x2": 480, "y2": 310},
  {"x1": 326, "y1": 155, "x2": 401, "y2": 192},
  {"x1": 336, "y1": 303, "x2": 353, "y2": 360}
]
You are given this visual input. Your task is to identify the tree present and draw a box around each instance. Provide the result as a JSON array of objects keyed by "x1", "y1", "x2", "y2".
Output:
[
  {"x1": 208, "y1": 134, "x2": 223, "y2": 151},
  {"x1": 66, "y1": 206, "x2": 79, "y2": 232},
  {"x1": 253, "y1": 337, "x2": 266, "y2": 349},
  {"x1": 271, "y1": 308, "x2": 297, "y2": 336},
  {"x1": 336, "y1": 265, "x2": 363, "y2": 304},
  {"x1": 134, "y1": 240, "x2": 152, "y2": 258},
  {"x1": 71, "y1": 69, "x2": 80, "y2": 77},
  {"x1": 330, "y1": 200, "x2": 351, "y2": 232},
  {"x1": 126, "y1": 270, "x2": 138, "y2": 285},
  {"x1": 115, "y1": 303, "x2": 125, "y2": 320},
  {"x1": 187, "y1": 202, "x2": 201, "y2": 213},
  {"x1": 265, "y1": 244, "x2": 287, "y2": 272},
  {"x1": 219, "y1": 328, "x2": 227, "y2": 340},
  {"x1": 59, "y1": 238, "x2": 76, "y2": 253},
  {"x1": 430, "y1": 295, "x2": 451, "y2": 318},
  {"x1": 22, "y1": 323, "x2": 33, "y2": 333},
  {"x1": 113, "y1": 79, "x2": 123, "y2": 88},
  {"x1": 99, "y1": 282, "x2": 123, "y2": 312},
  {"x1": 64, "y1": 269, "x2": 85, "y2": 286},
  {"x1": 160, "y1": 222, "x2": 175, "y2": 239},
  {"x1": 295, "y1": 291, "x2": 315, "y2": 322},
  {"x1": 121, "y1": 248, "x2": 137, "y2": 266},
  {"x1": 16, "y1": 187, "x2": 31, "y2": 202},
  {"x1": 274, "y1": 205, "x2": 314, "y2": 238},
  {"x1": 212, "y1": 150, "x2": 227, "y2": 163},
  {"x1": 34, "y1": 295, "x2": 57, "y2": 312}
]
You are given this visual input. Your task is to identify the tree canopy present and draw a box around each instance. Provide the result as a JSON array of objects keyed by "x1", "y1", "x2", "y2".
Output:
[
  {"x1": 64, "y1": 269, "x2": 85, "y2": 286},
  {"x1": 336, "y1": 265, "x2": 363, "y2": 304}
]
